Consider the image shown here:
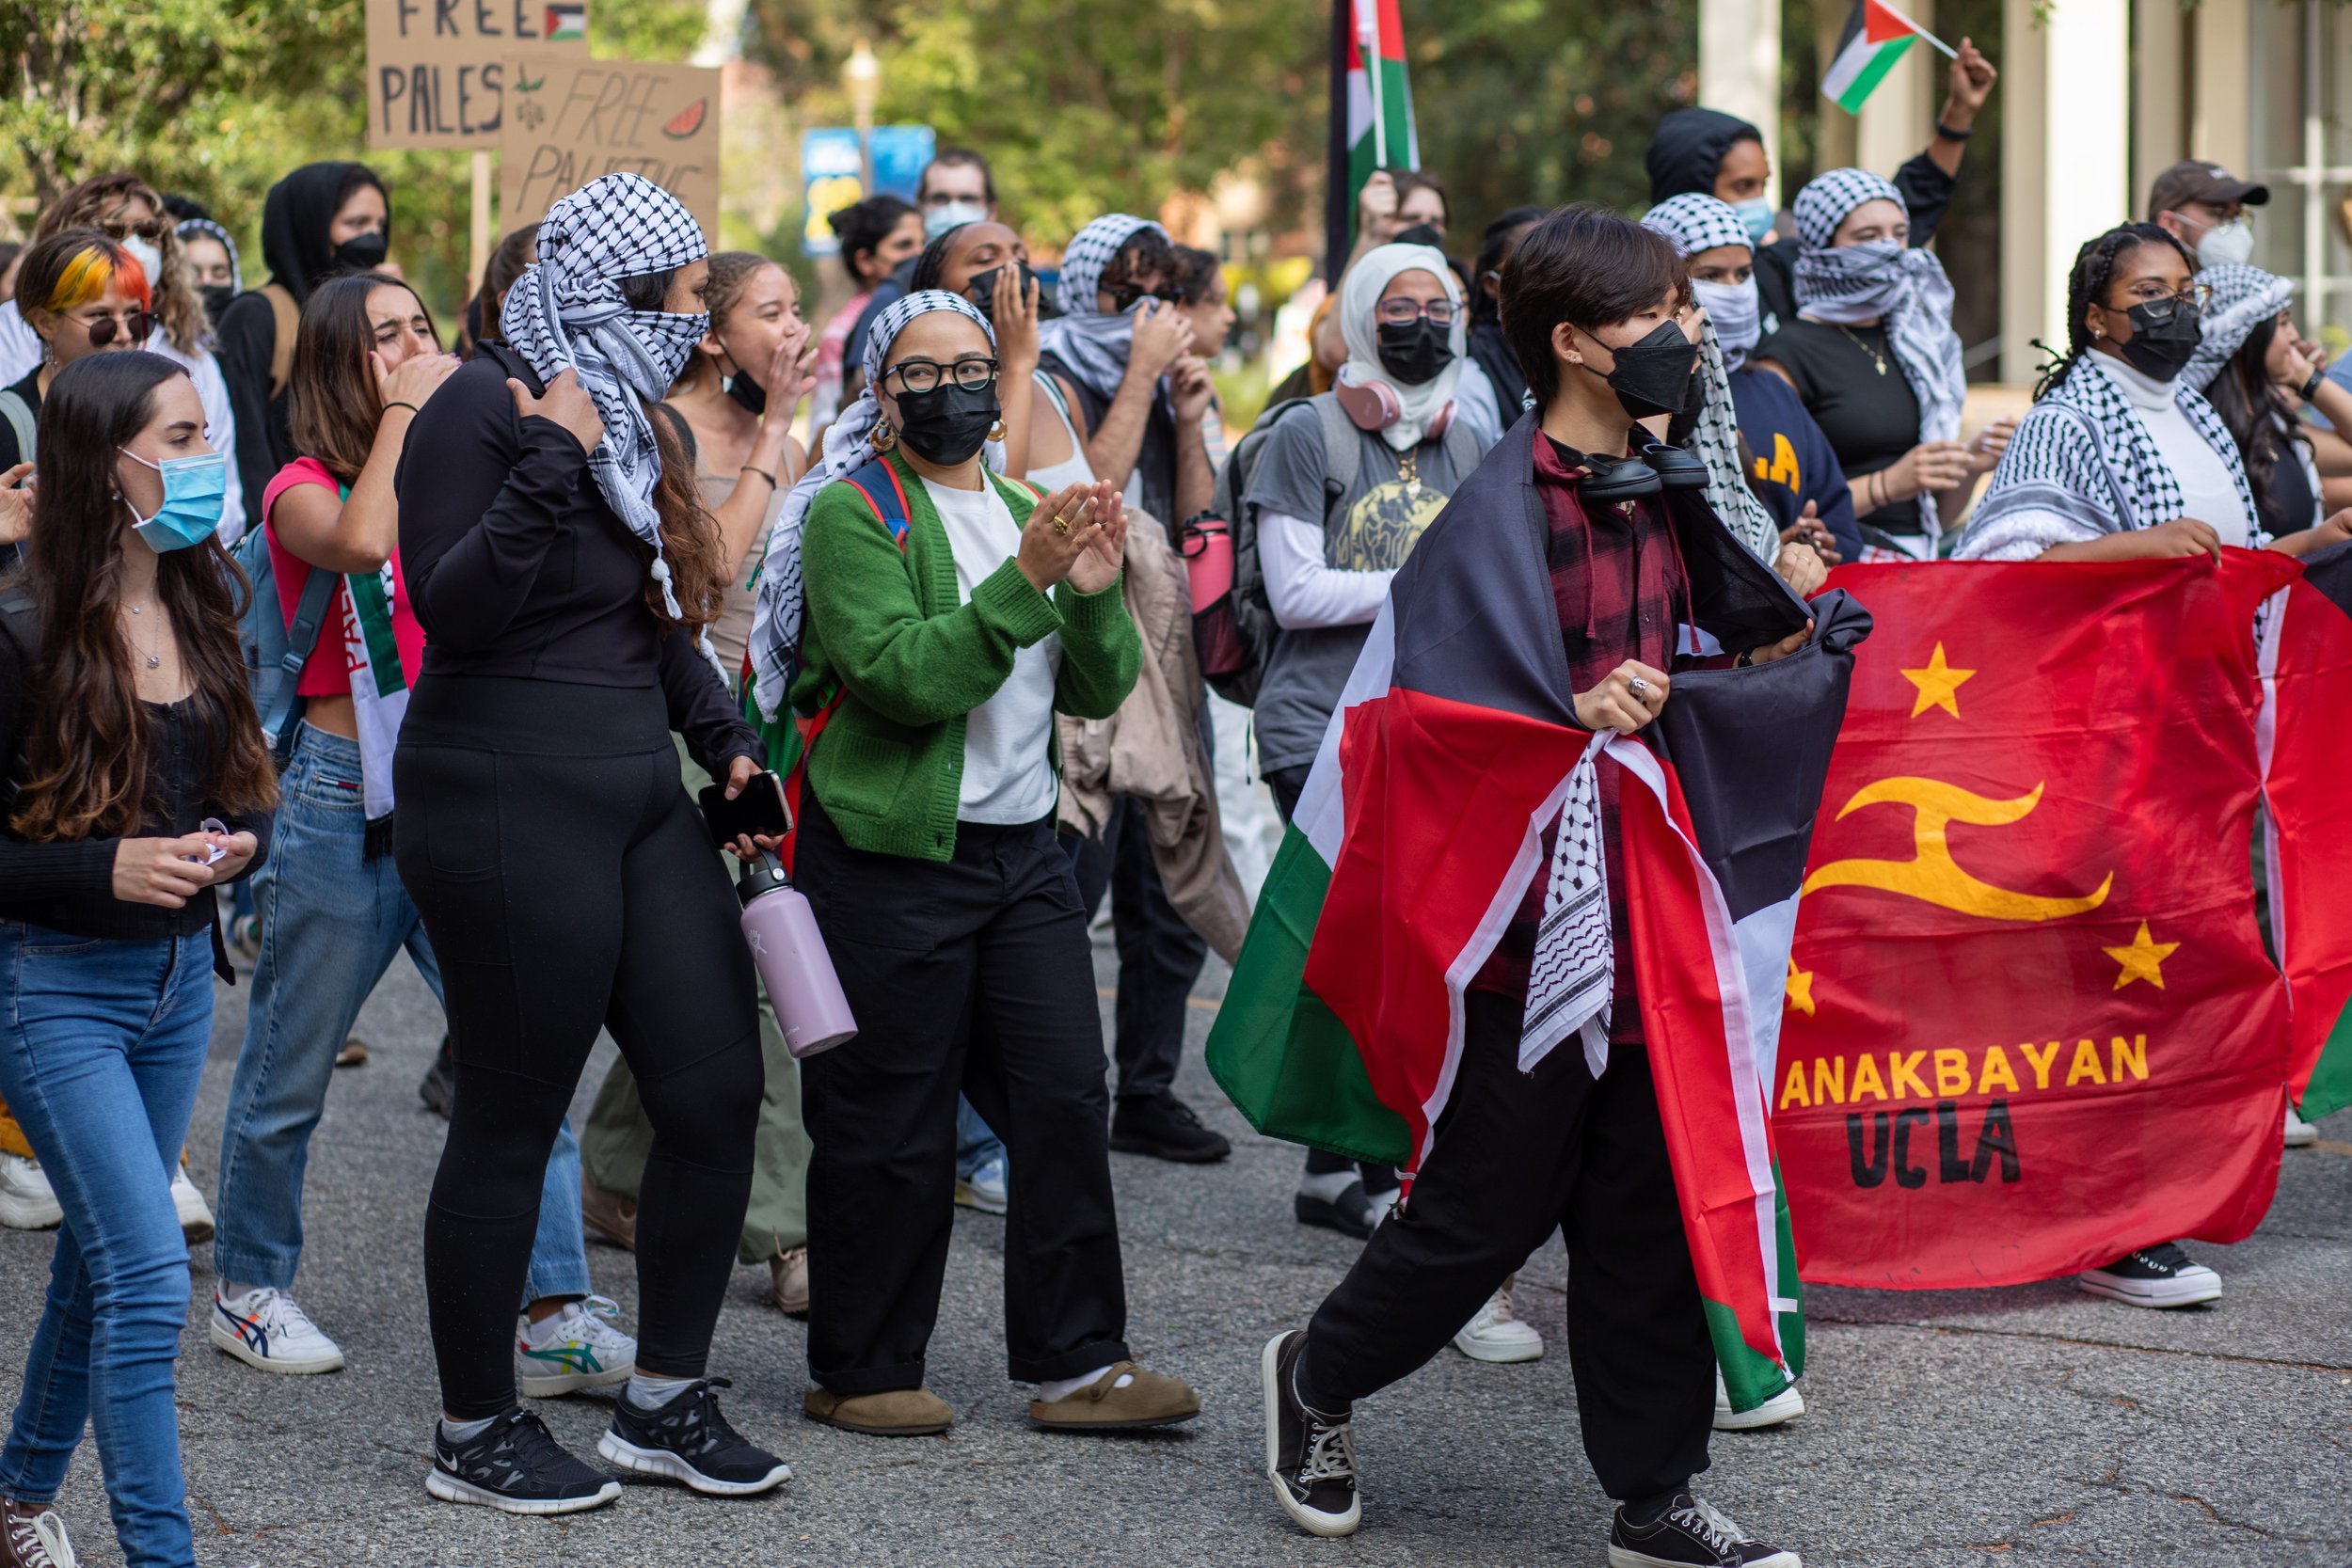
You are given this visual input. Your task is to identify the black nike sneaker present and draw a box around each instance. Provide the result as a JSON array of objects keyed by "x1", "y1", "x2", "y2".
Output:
[
  {"x1": 424, "y1": 1409, "x2": 620, "y2": 1515},
  {"x1": 598, "y1": 1378, "x2": 791, "y2": 1497}
]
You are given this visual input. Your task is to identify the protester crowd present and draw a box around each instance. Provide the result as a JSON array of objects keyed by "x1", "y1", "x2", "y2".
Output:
[{"x1": 0, "y1": 34, "x2": 2344, "y2": 1566}]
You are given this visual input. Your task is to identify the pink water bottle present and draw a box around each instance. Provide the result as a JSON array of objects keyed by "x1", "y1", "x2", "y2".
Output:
[
  {"x1": 1181, "y1": 515, "x2": 1234, "y2": 610},
  {"x1": 736, "y1": 852, "x2": 857, "y2": 1058}
]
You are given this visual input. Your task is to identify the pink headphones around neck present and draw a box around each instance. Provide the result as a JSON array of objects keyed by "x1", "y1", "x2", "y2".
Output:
[{"x1": 1334, "y1": 363, "x2": 1454, "y2": 440}]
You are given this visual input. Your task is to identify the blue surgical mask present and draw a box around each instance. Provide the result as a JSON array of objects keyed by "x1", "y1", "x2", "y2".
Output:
[
  {"x1": 1734, "y1": 198, "x2": 1775, "y2": 247},
  {"x1": 1692, "y1": 277, "x2": 1761, "y2": 370},
  {"x1": 119, "y1": 447, "x2": 227, "y2": 552},
  {"x1": 924, "y1": 201, "x2": 988, "y2": 239}
]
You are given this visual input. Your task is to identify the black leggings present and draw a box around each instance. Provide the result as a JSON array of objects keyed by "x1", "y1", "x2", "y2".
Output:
[{"x1": 394, "y1": 676, "x2": 762, "y2": 1420}]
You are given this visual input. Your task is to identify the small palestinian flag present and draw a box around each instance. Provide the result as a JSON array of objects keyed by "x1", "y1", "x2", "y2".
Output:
[
  {"x1": 1325, "y1": 0, "x2": 1419, "y2": 268},
  {"x1": 1821, "y1": 0, "x2": 1940, "y2": 115},
  {"x1": 546, "y1": 0, "x2": 586, "y2": 42}
]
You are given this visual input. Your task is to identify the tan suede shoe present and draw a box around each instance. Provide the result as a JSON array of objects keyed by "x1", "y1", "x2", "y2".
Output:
[
  {"x1": 580, "y1": 1176, "x2": 637, "y2": 1251},
  {"x1": 768, "y1": 1247, "x2": 810, "y2": 1316},
  {"x1": 1028, "y1": 1362, "x2": 1201, "y2": 1431},
  {"x1": 803, "y1": 1386, "x2": 953, "y2": 1436}
]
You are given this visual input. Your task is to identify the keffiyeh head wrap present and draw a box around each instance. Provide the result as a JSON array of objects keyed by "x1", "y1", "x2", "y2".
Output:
[
  {"x1": 1641, "y1": 196, "x2": 1782, "y2": 563},
  {"x1": 749, "y1": 290, "x2": 997, "y2": 720},
  {"x1": 2186, "y1": 263, "x2": 2296, "y2": 393},
  {"x1": 1037, "y1": 214, "x2": 1168, "y2": 401},
  {"x1": 173, "y1": 217, "x2": 241, "y2": 294},
  {"x1": 1338, "y1": 243, "x2": 1465, "y2": 451},
  {"x1": 501, "y1": 173, "x2": 710, "y2": 625}
]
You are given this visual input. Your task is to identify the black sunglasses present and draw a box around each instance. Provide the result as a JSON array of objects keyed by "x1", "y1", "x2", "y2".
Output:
[{"x1": 83, "y1": 310, "x2": 157, "y2": 347}]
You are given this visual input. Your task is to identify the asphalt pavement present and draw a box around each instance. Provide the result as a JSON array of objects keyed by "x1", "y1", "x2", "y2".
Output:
[{"x1": 2, "y1": 938, "x2": 2347, "y2": 1567}]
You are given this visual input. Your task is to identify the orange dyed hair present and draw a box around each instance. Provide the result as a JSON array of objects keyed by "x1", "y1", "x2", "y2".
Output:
[{"x1": 19, "y1": 230, "x2": 148, "y2": 319}]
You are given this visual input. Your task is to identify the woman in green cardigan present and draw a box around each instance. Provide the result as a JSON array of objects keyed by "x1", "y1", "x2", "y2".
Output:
[{"x1": 750, "y1": 290, "x2": 1202, "y2": 1437}]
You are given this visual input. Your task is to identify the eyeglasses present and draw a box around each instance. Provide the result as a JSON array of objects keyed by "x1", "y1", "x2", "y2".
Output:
[
  {"x1": 82, "y1": 309, "x2": 156, "y2": 347},
  {"x1": 1374, "y1": 298, "x2": 1457, "y2": 327},
  {"x1": 2113, "y1": 283, "x2": 2213, "y2": 320},
  {"x1": 99, "y1": 214, "x2": 167, "y2": 244},
  {"x1": 882, "y1": 356, "x2": 999, "y2": 394}
]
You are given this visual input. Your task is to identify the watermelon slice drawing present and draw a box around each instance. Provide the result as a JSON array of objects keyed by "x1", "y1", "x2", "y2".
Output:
[{"x1": 662, "y1": 100, "x2": 707, "y2": 139}]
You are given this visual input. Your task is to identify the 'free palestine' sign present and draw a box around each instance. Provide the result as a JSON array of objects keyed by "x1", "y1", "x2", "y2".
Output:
[
  {"x1": 500, "y1": 58, "x2": 722, "y2": 241},
  {"x1": 365, "y1": 0, "x2": 589, "y2": 150}
]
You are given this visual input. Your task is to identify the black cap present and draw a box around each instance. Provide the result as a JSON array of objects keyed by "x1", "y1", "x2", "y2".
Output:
[{"x1": 2147, "y1": 160, "x2": 2271, "y2": 219}]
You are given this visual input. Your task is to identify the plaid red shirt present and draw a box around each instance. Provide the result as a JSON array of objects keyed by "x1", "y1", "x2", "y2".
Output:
[{"x1": 1471, "y1": 434, "x2": 1694, "y2": 1038}]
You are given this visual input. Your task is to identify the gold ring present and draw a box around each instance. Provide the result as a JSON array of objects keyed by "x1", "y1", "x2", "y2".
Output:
[{"x1": 1053, "y1": 514, "x2": 1072, "y2": 535}]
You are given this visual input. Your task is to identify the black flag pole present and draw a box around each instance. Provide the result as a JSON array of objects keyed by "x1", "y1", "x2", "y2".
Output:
[{"x1": 1326, "y1": 0, "x2": 1350, "y2": 280}]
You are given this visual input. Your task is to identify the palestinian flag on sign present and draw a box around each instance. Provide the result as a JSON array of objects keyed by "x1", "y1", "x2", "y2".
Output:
[
  {"x1": 1821, "y1": 0, "x2": 1937, "y2": 115},
  {"x1": 546, "y1": 1, "x2": 586, "y2": 42},
  {"x1": 1326, "y1": 0, "x2": 1420, "y2": 267},
  {"x1": 1205, "y1": 417, "x2": 1860, "y2": 1411},
  {"x1": 2260, "y1": 539, "x2": 2352, "y2": 1121}
]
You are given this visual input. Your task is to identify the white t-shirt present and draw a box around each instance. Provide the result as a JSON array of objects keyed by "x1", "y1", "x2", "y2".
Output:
[
  {"x1": 922, "y1": 475, "x2": 1063, "y2": 825},
  {"x1": 2104, "y1": 353, "x2": 2255, "y2": 546}
]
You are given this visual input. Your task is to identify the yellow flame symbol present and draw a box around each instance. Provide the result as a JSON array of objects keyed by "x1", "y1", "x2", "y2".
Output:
[{"x1": 1803, "y1": 777, "x2": 2113, "y2": 921}]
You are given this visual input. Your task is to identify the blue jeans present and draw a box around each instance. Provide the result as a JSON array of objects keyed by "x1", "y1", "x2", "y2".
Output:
[
  {"x1": 213, "y1": 725, "x2": 589, "y2": 1303},
  {"x1": 957, "y1": 1096, "x2": 1005, "y2": 1180},
  {"x1": 0, "y1": 923, "x2": 214, "y2": 1568}
]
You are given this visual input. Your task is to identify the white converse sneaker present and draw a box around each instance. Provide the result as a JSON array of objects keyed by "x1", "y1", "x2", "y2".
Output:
[
  {"x1": 0, "y1": 1155, "x2": 62, "y2": 1230},
  {"x1": 1452, "y1": 1275, "x2": 1544, "y2": 1363},
  {"x1": 1714, "y1": 1368, "x2": 1806, "y2": 1431},
  {"x1": 2285, "y1": 1105, "x2": 2320, "y2": 1148},
  {"x1": 169, "y1": 1165, "x2": 214, "y2": 1244},
  {"x1": 518, "y1": 1295, "x2": 637, "y2": 1397},
  {"x1": 2078, "y1": 1242, "x2": 2223, "y2": 1308},
  {"x1": 212, "y1": 1286, "x2": 346, "y2": 1374}
]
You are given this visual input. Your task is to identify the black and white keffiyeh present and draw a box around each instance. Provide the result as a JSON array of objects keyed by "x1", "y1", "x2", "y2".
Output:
[
  {"x1": 1037, "y1": 213, "x2": 1166, "y2": 401},
  {"x1": 748, "y1": 289, "x2": 997, "y2": 720},
  {"x1": 1791, "y1": 169, "x2": 1966, "y2": 531},
  {"x1": 501, "y1": 173, "x2": 709, "y2": 625},
  {"x1": 174, "y1": 217, "x2": 241, "y2": 293},
  {"x1": 1521, "y1": 740, "x2": 1615, "y2": 1077},
  {"x1": 1640, "y1": 195, "x2": 1781, "y2": 563},
  {"x1": 1959, "y1": 349, "x2": 2255, "y2": 561},
  {"x1": 2186, "y1": 262, "x2": 2295, "y2": 394}
]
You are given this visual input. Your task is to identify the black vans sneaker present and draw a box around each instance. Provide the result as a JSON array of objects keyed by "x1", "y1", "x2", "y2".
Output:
[
  {"x1": 2077, "y1": 1242, "x2": 2222, "y2": 1308},
  {"x1": 598, "y1": 1378, "x2": 791, "y2": 1497},
  {"x1": 1261, "y1": 1331, "x2": 1359, "y2": 1538},
  {"x1": 1609, "y1": 1490, "x2": 1801, "y2": 1567},
  {"x1": 424, "y1": 1409, "x2": 620, "y2": 1514}
]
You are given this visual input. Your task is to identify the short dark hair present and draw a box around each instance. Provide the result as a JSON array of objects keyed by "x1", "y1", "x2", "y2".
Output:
[
  {"x1": 1501, "y1": 204, "x2": 1689, "y2": 409},
  {"x1": 828, "y1": 195, "x2": 917, "y2": 276},
  {"x1": 1102, "y1": 226, "x2": 1178, "y2": 296},
  {"x1": 919, "y1": 148, "x2": 996, "y2": 206},
  {"x1": 1167, "y1": 245, "x2": 1223, "y2": 305},
  {"x1": 1390, "y1": 168, "x2": 1450, "y2": 226},
  {"x1": 1471, "y1": 204, "x2": 1549, "y2": 323}
]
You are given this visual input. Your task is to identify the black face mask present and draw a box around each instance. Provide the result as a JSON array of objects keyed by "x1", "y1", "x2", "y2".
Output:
[
  {"x1": 964, "y1": 262, "x2": 1042, "y2": 325},
  {"x1": 198, "y1": 283, "x2": 237, "y2": 324},
  {"x1": 1664, "y1": 360, "x2": 1708, "y2": 446},
  {"x1": 727, "y1": 369, "x2": 768, "y2": 416},
  {"x1": 893, "y1": 380, "x2": 1000, "y2": 466},
  {"x1": 1375, "y1": 318, "x2": 1454, "y2": 386},
  {"x1": 2114, "y1": 300, "x2": 2201, "y2": 382},
  {"x1": 1393, "y1": 221, "x2": 1446, "y2": 249},
  {"x1": 1590, "y1": 318, "x2": 1699, "y2": 420},
  {"x1": 333, "y1": 230, "x2": 389, "y2": 274}
]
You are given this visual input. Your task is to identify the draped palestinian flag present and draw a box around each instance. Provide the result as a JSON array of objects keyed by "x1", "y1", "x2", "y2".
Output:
[
  {"x1": 1326, "y1": 0, "x2": 1419, "y2": 267},
  {"x1": 1821, "y1": 0, "x2": 1940, "y2": 115},
  {"x1": 2260, "y1": 540, "x2": 2352, "y2": 1121},
  {"x1": 1206, "y1": 422, "x2": 1855, "y2": 1411},
  {"x1": 1778, "y1": 553, "x2": 2299, "y2": 1290}
]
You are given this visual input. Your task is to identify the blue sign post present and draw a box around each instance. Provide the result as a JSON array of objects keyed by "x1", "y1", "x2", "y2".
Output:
[{"x1": 800, "y1": 124, "x2": 935, "y2": 259}]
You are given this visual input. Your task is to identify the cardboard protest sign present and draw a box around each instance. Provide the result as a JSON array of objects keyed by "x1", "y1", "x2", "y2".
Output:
[
  {"x1": 364, "y1": 0, "x2": 587, "y2": 150},
  {"x1": 501, "y1": 58, "x2": 723, "y2": 241}
]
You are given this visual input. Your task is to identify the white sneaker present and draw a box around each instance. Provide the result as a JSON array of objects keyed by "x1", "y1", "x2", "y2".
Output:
[
  {"x1": 0, "y1": 1153, "x2": 62, "y2": 1230},
  {"x1": 2078, "y1": 1242, "x2": 2223, "y2": 1308},
  {"x1": 211, "y1": 1286, "x2": 346, "y2": 1374},
  {"x1": 1714, "y1": 1368, "x2": 1806, "y2": 1430},
  {"x1": 1452, "y1": 1275, "x2": 1544, "y2": 1363},
  {"x1": 2285, "y1": 1105, "x2": 2320, "y2": 1148},
  {"x1": 169, "y1": 1165, "x2": 215, "y2": 1243},
  {"x1": 518, "y1": 1294, "x2": 637, "y2": 1397},
  {"x1": 954, "y1": 1153, "x2": 1009, "y2": 1215}
]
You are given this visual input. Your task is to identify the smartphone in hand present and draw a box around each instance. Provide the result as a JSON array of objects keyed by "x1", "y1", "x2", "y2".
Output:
[{"x1": 698, "y1": 769, "x2": 790, "y2": 852}]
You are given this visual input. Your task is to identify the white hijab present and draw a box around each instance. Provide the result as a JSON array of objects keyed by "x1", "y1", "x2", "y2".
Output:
[{"x1": 1339, "y1": 243, "x2": 1466, "y2": 451}]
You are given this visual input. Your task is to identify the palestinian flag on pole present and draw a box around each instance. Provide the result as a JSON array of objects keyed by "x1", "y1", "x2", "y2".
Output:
[
  {"x1": 1821, "y1": 0, "x2": 1942, "y2": 115},
  {"x1": 1326, "y1": 0, "x2": 1419, "y2": 269},
  {"x1": 1205, "y1": 420, "x2": 1860, "y2": 1411},
  {"x1": 2260, "y1": 540, "x2": 2352, "y2": 1120}
]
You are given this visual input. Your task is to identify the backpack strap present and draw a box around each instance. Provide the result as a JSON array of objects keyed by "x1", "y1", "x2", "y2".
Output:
[
  {"x1": 278, "y1": 562, "x2": 340, "y2": 704},
  {"x1": 263, "y1": 284, "x2": 301, "y2": 402},
  {"x1": 841, "y1": 455, "x2": 916, "y2": 549},
  {"x1": 0, "y1": 389, "x2": 35, "y2": 467},
  {"x1": 1310, "y1": 392, "x2": 1362, "y2": 513},
  {"x1": 1438, "y1": 406, "x2": 1485, "y2": 490},
  {"x1": 654, "y1": 401, "x2": 701, "y2": 470}
]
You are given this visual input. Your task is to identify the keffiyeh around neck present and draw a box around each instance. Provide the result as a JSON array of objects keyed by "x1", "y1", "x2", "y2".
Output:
[
  {"x1": 501, "y1": 173, "x2": 709, "y2": 626},
  {"x1": 1339, "y1": 242, "x2": 1465, "y2": 451},
  {"x1": 749, "y1": 290, "x2": 997, "y2": 721},
  {"x1": 1038, "y1": 213, "x2": 1167, "y2": 401},
  {"x1": 2186, "y1": 262, "x2": 2295, "y2": 393}
]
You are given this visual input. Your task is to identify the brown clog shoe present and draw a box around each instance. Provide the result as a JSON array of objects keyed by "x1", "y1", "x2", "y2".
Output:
[
  {"x1": 803, "y1": 1386, "x2": 952, "y2": 1436},
  {"x1": 1028, "y1": 1362, "x2": 1200, "y2": 1432}
]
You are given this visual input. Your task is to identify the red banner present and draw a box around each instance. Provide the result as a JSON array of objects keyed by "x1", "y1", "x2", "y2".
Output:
[{"x1": 1779, "y1": 552, "x2": 2297, "y2": 1289}]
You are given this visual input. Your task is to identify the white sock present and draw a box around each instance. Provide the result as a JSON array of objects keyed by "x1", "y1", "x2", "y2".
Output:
[
  {"x1": 1297, "y1": 1170, "x2": 1359, "y2": 1204},
  {"x1": 440, "y1": 1414, "x2": 496, "y2": 1442},
  {"x1": 626, "y1": 1371, "x2": 695, "y2": 1408},
  {"x1": 522, "y1": 1304, "x2": 580, "y2": 1347},
  {"x1": 1037, "y1": 1364, "x2": 1133, "y2": 1403},
  {"x1": 221, "y1": 1281, "x2": 263, "y2": 1305}
]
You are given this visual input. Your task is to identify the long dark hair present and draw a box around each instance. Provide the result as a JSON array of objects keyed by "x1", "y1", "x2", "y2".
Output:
[
  {"x1": 8, "y1": 352, "x2": 277, "y2": 841},
  {"x1": 470, "y1": 223, "x2": 540, "y2": 350},
  {"x1": 2035, "y1": 223, "x2": 2194, "y2": 400},
  {"x1": 2204, "y1": 309, "x2": 2309, "y2": 527},
  {"x1": 291, "y1": 272, "x2": 437, "y2": 486},
  {"x1": 615, "y1": 267, "x2": 727, "y2": 632}
]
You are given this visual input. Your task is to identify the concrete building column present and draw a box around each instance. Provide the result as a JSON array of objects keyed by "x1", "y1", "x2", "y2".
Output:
[
  {"x1": 2190, "y1": 0, "x2": 2252, "y2": 176},
  {"x1": 1699, "y1": 0, "x2": 1784, "y2": 205},
  {"x1": 2131, "y1": 0, "x2": 2188, "y2": 213},
  {"x1": 1856, "y1": 0, "x2": 1938, "y2": 180},
  {"x1": 1999, "y1": 0, "x2": 2130, "y2": 384}
]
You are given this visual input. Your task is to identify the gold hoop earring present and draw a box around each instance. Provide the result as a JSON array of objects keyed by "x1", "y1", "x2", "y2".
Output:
[
  {"x1": 873, "y1": 422, "x2": 897, "y2": 453},
  {"x1": 988, "y1": 420, "x2": 1007, "y2": 443}
]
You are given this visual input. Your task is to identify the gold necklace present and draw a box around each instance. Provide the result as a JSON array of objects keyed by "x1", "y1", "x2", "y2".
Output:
[
  {"x1": 1397, "y1": 449, "x2": 1422, "y2": 501},
  {"x1": 1834, "y1": 323, "x2": 1888, "y2": 375}
]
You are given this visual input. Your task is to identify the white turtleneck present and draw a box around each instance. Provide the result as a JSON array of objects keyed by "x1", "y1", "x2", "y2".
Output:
[{"x1": 2092, "y1": 352, "x2": 2253, "y2": 546}]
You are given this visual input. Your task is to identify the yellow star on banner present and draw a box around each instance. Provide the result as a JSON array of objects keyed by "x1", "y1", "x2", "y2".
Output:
[
  {"x1": 2104, "y1": 922, "x2": 2179, "y2": 990},
  {"x1": 1786, "y1": 958, "x2": 1816, "y2": 1017},
  {"x1": 1901, "y1": 642, "x2": 1977, "y2": 719}
]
